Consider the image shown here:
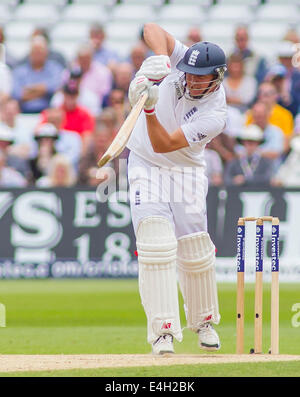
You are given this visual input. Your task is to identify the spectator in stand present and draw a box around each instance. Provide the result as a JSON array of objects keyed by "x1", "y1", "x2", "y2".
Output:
[
  {"x1": 243, "y1": 102, "x2": 284, "y2": 165},
  {"x1": 34, "y1": 114, "x2": 82, "y2": 169},
  {"x1": 78, "y1": 124, "x2": 114, "y2": 185},
  {"x1": 106, "y1": 89, "x2": 130, "y2": 131},
  {"x1": 112, "y1": 62, "x2": 134, "y2": 94},
  {"x1": 0, "y1": 98, "x2": 32, "y2": 159},
  {"x1": 18, "y1": 26, "x2": 67, "y2": 69},
  {"x1": 225, "y1": 105, "x2": 245, "y2": 139},
  {"x1": 277, "y1": 40, "x2": 300, "y2": 117},
  {"x1": 0, "y1": 149, "x2": 27, "y2": 187},
  {"x1": 224, "y1": 125, "x2": 275, "y2": 187},
  {"x1": 84, "y1": 167, "x2": 100, "y2": 187},
  {"x1": 89, "y1": 22, "x2": 120, "y2": 68},
  {"x1": 51, "y1": 66, "x2": 101, "y2": 116},
  {"x1": 0, "y1": 123, "x2": 14, "y2": 151},
  {"x1": 264, "y1": 64, "x2": 298, "y2": 118},
  {"x1": 205, "y1": 132, "x2": 236, "y2": 166},
  {"x1": 0, "y1": 69, "x2": 12, "y2": 102},
  {"x1": 245, "y1": 81, "x2": 294, "y2": 154},
  {"x1": 30, "y1": 123, "x2": 58, "y2": 184},
  {"x1": 0, "y1": 122, "x2": 31, "y2": 179},
  {"x1": 96, "y1": 107, "x2": 118, "y2": 137},
  {"x1": 230, "y1": 25, "x2": 268, "y2": 84},
  {"x1": 204, "y1": 148, "x2": 223, "y2": 187},
  {"x1": 0, "y1": 43, "x2": 12, "y2": 99},
  {"x1": 0, "y1": 25, "x2": 17, "y2": 68},
  {"x1": 129, "y1": 44, "x2": 147, "y2": 75},
  {"x1": 103, "y1": 62, "x2": 134, "y2": 107},
  {"x1": 223, "y1": 54, "x2": 257, "y2": 112},
  {"x1": 40, "y1": 80, "x2": 95, "y2": 153},
  {"x1": 36, "y1": 153, "x2": 77, "y2": 188},
  {"x1": 283, "y1": 28, "x2": 300, "y2": 45},
  {"x1": 185, "y1": 26, "x2": 202, "y2": 47},
  {"x1": 12, "y1": 36, "x2": 64, "y2": 113},
  {"x1": 73, "y1": 43, "x2": 113, "y2": 111},
  {"x1": 272, "y1": 135, "x2": 300, "y2": 187}
]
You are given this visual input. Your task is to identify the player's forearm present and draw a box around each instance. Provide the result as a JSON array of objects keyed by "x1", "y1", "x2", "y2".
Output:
[
  {"x1": 145, "y1": 114, "x2": 172, "y2": 153},
  {"x1": 143, "y1": 23, "x2": 174, "y2": 56},
  {"x1": 145, "y1": 114, "x2": 189, "y2": 153}
]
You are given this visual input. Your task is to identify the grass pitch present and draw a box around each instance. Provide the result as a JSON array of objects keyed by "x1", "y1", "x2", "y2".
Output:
[{"x1": 0, "y1": 279, "x2": 299, "y2": 376}]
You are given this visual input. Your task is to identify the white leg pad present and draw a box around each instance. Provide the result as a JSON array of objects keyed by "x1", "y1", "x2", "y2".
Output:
[
  {"x1": 177, "y1": 232, "x2": 220, "y2": 332},
  {"x1": 136, "y1": 216, "x2": 183, "y2": 344}
]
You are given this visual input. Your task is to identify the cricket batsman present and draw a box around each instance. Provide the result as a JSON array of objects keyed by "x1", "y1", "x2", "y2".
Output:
[{"x1": 126, "y1": 23, "x2": 227, "y2": 354}]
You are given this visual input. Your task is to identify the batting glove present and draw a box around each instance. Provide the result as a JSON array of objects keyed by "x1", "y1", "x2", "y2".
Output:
[
  {"x1": 136, "y1": 55, "x2": 171, "y2": 83},
  {"x1": 128, "y1": 75, "x2": 152, "y2": 107},
  {"x1": 144, "y1": 85, "x2": 159, "y2": 115}
]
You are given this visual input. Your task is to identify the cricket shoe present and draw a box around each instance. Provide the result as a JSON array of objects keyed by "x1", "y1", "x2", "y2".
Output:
[
  {"x1": 152, "y1": 334, "x2": 174, "y2": 355},
  {"x1": 198, "y1": 322, "x2": 220, "y2": 351}
]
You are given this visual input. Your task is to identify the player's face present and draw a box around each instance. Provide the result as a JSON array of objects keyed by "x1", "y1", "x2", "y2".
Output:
[{"x1": 185, "y1": 73, "x2": 215, "y2": 97}]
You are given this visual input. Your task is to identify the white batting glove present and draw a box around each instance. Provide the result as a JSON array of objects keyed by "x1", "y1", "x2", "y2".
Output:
[
  {"x1": 144, "y1": 85, "x2": 159, "y2": 115},
  {"x1": 136, "y1": 55, "x2": 171, "y2": 83},
  {"x1": 128, "y1": 75, "x2": 152, "y2": 107}
]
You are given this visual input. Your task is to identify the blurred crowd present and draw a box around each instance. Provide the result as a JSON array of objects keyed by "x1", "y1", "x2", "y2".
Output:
[{"x1": 0, "y1": 20, "x2": 300, "y2": 189}]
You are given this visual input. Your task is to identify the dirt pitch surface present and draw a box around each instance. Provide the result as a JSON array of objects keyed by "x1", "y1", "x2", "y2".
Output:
[{"x1": 0, "y1": 354, "x2": 300, "y2": 373}]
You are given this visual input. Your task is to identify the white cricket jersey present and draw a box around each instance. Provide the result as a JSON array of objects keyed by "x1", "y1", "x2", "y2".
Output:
[{"x1": 127, "y1": 39, "x2": 228, "y2": 169}]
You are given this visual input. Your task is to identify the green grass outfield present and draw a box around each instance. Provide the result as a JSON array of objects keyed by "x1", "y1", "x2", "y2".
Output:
[{"x1": 0, "y1": 279, "x2": 299, "y2": 377}]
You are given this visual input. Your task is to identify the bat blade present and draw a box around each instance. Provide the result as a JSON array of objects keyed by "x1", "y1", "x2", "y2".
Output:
[{"x1": 97, "y1": 92, "x2": 148, "y2": 168}]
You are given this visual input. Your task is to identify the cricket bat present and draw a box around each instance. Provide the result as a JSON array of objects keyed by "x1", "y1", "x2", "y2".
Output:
[{"x1": 97, "y1": 92, "x2": 148, "y2": 168}]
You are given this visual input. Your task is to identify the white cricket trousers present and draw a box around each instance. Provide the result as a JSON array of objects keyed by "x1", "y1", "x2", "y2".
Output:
[{"x1": 128, "y1": 152, "x2": 220, "y2": 344}]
